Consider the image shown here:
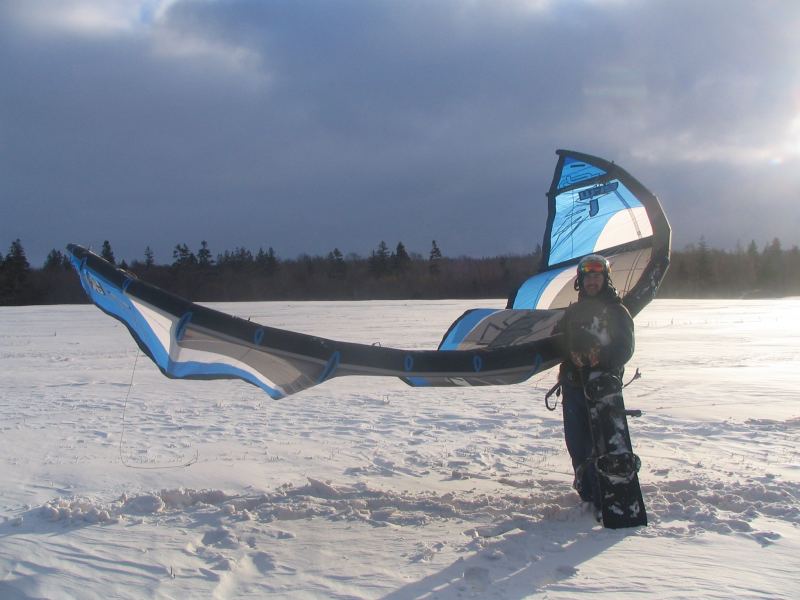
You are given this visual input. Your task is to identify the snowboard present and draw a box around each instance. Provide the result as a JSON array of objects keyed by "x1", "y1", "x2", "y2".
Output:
[{"x1": 583, "y1": 372, "x2": 647, "y2": 529}]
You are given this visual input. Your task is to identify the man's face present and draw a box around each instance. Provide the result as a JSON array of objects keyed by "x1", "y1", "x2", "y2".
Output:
[{"x1": 582, "y1": 272, "x2": 605, "y2": 296}]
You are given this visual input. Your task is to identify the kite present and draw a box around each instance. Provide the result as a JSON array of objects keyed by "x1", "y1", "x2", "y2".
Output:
[{"x1": 67, "y1": 150, "x2": 670, "y2": 399}]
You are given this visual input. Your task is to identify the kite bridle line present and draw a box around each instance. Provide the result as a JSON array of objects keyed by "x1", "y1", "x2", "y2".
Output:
[{"x1": 119, "y1": 349, "x2": 198, "y2": 470}]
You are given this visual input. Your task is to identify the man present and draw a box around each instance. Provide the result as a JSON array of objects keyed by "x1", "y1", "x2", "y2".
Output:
[{"x1": 558, "y1": 254, "x2": 635, "y2": 507}]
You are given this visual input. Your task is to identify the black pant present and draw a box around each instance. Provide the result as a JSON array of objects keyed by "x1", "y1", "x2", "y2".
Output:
[{"x1": 561, "y1": 381, "x2": 599, "y2": 506}]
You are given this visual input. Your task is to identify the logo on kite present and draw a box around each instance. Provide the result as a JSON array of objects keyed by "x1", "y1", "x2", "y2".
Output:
[
  {"x1": 84, "y1": 272, "x2": 105, "y2": 296},
  {"x1": 579, "y1": 181, "x2": 619, "y2": 217}
]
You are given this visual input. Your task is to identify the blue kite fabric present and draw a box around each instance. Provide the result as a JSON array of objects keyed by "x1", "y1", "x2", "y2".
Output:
[{"x1": 68, "y1": 149, "x2": 669, "y2": 398}]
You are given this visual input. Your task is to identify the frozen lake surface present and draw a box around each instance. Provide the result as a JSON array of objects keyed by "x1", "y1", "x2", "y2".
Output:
[{"x1": 1, "y1": 298, "x2": 798, "y2": 599}]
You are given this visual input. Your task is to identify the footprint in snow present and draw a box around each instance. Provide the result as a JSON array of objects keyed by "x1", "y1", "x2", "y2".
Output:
[
  {"x1": 201, "y1": 527, "x2": 240, "y2": 549},
  {"x1": 252, "y1": 551, "x2": 276, "y2": 574}
]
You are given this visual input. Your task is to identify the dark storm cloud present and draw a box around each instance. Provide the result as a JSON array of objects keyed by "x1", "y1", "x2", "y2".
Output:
[{"x1": 1, "y1": 0, "x2": 799, "y2": 265}]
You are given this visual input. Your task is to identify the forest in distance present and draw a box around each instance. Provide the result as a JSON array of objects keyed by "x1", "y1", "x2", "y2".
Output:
[{"x1": 1, "y1": 237, "x2": 798, "y2": 306}]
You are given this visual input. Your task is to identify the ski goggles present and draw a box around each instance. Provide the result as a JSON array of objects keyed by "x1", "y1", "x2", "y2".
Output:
[{"x1": 578, "y1": 259, "x2": 608, "y2": 274}]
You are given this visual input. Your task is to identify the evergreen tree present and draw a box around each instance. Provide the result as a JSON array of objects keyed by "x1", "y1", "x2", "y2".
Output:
[
  {"x1": 368, "y1": 241, "x2": 391, "y2": 277},
  {"x1": 101, "y1": 240, "x2": 115, "y2": 265},
  {"x1": 172, "y1": 243, "x2": 197, "y2": 267},
  {"x1": 392, "y1": 241, "x2": 411, "y2": 273},
  {"x1": 747, "y1": 240, "x2": 759, "y2": 262},
  {"x1": 43, "y1": 249, "x2": 66, "y2": 271},
  {"x1": 760, "y1": 238, "x2": 783, "y2": 289},
  {"x1": 256, "y1": 246, "x2": 279, "y2": 276},
  {"x1": 144, "y1": 246, "x2": 155, "y2": 268},
  {"x1": 326, "y1": 248, "x2": 346, "y2": 279},
  {"x1": 429, "y1": 240, "x2": 443, "y2": 275},
  {"x1": 229, "y1": 247, "x2": 254, "y2": 267},
  {"x1": 5, "y1": 239, "x2": 30, "y2": 276},
  {"x1": 0, "y1": 239, "x2": 32, "y2": 304},
  {"x1": 197, "y1": 240, "x2": 214, "y2": 267}
]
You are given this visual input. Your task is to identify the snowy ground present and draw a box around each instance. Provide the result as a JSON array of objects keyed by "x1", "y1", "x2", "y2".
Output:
[{"x1": 1, "y1": 298, "x2": 798, "y2": 599}]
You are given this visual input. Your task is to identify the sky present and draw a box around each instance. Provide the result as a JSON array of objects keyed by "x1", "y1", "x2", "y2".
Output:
[{"x1": 2, "y1": 0, "x2": 799, "y2": 266}]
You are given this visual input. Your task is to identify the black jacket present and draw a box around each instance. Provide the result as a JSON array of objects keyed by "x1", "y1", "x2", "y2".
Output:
[{"x1": 557, "y1": 287, "x2": 634, "y2": 385}]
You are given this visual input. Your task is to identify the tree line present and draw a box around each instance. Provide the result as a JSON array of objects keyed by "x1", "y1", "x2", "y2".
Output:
[{"x1": 1, "y1": 237, "x2": 799, "y2": 306}]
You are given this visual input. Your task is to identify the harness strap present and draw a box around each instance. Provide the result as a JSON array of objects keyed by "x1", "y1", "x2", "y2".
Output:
[
  {"x1": 544, "y1": 381, "x2": 562, "y2": 411},
  {"x1": 623, "y1": 367, "x2": 642, "y2": 388}
]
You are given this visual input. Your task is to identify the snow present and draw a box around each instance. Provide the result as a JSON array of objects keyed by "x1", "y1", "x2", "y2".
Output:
[{"x1": 1, "y1": 298, "x2": 798, "y2": 599}]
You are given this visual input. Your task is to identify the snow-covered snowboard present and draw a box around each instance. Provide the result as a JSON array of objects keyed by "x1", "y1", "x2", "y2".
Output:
[{"x1": 584, "y1": 372, "x2": 647, "y2": 529}]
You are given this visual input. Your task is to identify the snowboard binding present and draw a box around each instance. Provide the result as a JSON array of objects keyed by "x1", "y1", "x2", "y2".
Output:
[{"x1": 595, "y1": 451, "x2": 641, "y2": 483}]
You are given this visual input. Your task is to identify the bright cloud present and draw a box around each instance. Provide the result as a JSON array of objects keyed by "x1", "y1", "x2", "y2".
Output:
[{"x1": 7, "y1": 0, "x2": 170, "y2": 36}]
